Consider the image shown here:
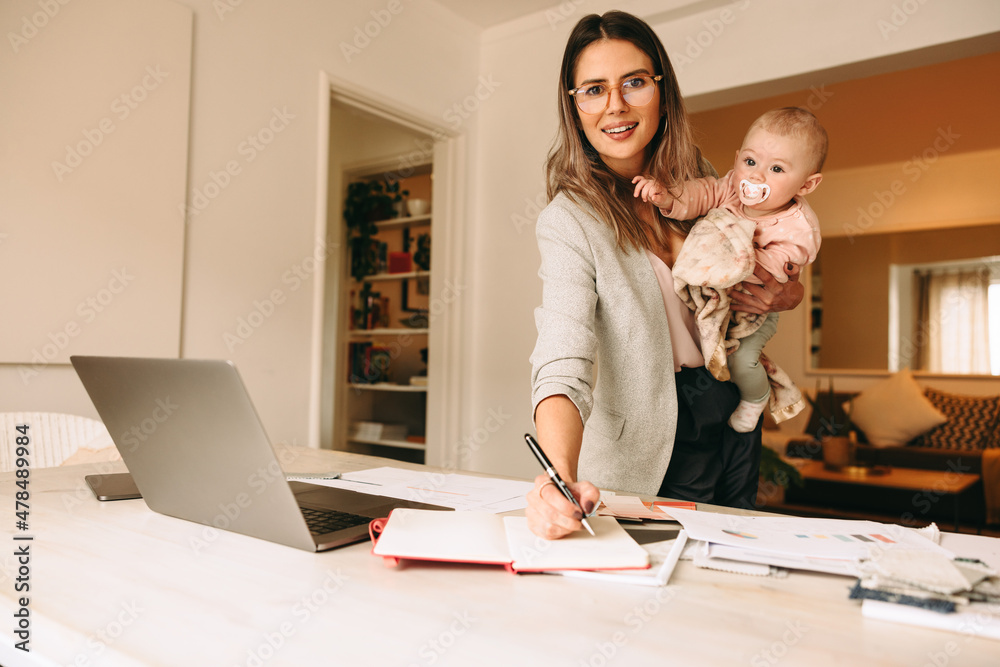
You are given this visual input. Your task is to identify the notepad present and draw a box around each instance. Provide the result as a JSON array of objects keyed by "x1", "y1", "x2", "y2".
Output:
[
  {"x1": 546, "y1": 530, "x2": 688, "y2": 586},
  {"x1": 369, "y1": 509, "x2": 650, "y2": 573}
]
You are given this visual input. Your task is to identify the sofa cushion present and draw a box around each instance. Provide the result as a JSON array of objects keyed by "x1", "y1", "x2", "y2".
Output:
[
  {"x1": 910, "y1": 388, "x2": 1000, "y2": 451},
  {"x1": 849, "y1": 369, "x2": 947, "y2": 447}
]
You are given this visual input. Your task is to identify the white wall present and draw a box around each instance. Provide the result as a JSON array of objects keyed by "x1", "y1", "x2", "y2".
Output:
[
  {"x1": 463, "y1": 0, "x2": 1000, "y2": 479},
  {"x1": 0, "y1": 0, "x2": 481, "y2": 454},
  {"x1": 0, "y1": 0, "x2": 192, "y2": 415}
]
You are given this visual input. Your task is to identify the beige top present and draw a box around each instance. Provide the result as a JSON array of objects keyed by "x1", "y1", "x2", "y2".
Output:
[{"x1": 645, "y1": 249, "x2": 704, "y2": 371}]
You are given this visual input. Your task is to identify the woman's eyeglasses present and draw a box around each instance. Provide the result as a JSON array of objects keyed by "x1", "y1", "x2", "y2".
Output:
[{"x1": 567, "y1": 75, "x2": 662, "y2": 115}]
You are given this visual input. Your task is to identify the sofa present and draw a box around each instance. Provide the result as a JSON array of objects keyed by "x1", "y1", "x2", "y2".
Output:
[{"x1": 765, "y1": 369, "x2": 1000, "y2": 527}]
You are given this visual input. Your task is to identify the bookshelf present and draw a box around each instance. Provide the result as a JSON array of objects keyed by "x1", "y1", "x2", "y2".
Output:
[{"x1": 338, "y1": 163, "x2": 433, "y2": 463}]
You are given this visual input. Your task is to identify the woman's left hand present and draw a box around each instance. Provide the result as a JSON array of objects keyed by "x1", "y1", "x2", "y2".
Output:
[{"x1": 729, "y1": 263, "x2": 804, "y2": 314}]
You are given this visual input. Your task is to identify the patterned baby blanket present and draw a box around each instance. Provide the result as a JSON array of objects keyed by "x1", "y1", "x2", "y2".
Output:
[{"x1": 672, "y1": 207, "x2": 805, "y2": 424}]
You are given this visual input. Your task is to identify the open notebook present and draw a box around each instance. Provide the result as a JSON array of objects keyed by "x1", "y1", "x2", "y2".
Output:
[{"x1": 369, "y1": 509, "x2": 650, "y2": 573}]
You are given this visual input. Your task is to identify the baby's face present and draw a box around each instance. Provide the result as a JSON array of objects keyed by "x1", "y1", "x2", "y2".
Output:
[{"x1": 732, "y1": 127, "x2": 819, "y2": 216}]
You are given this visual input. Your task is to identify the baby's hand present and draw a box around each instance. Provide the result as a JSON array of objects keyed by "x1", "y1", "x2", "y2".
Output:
[{"x1": 631, "y1": 175, "x2": 670, "y2": 207}]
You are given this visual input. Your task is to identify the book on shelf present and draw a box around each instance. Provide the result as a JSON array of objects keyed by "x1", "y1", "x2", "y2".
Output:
[
  {"x1": 350, "y1": 422, "x2": 408, "y2": 442},
  {"x1": 350, "y1": 288, "x2": 390, "y2": 330}
]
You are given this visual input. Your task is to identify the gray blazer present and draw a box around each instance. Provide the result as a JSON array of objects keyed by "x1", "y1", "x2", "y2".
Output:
[{"x1": 530, "y1": 192, "x2": 679, "y2": 495}]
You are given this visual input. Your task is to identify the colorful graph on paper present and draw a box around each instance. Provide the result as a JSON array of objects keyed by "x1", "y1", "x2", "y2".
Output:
[
  {"x1": 793, "y1": 533, "x2": 896, "y2": 543},
  {"x1": 664, "y1": 509, "x2": 953, "y2": 561}
]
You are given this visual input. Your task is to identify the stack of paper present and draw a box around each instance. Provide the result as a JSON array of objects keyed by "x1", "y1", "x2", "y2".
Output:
[
  {"x1": 597, "y1": 495, "x2": 696, "y2": 521},
  {"x1": 546, "y1": 529, "x2": 688, "y2": 586},
  {"x1": 853, "y1": 544, "x2": 1000, "y2": 640},
  {"x1": 667, "y1": 508, "x2": 956, "y2": 577},
  {"x1": 668, "y1": 508, "x2": 1000, "y2": 640}
]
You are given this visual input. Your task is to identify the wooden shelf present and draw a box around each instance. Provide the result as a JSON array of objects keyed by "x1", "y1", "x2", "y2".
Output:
[
  {"x1": 375, "y1": 214, "x2": 431, "y2": 230},
  {"x1": 349, "y1": 328, "x2": 429, "y2": 337},
  {"x1": 354, "y1": 270, "x2": 430, "y2": 283},
  {"x1": 347, "y1": 437, "x2": 426, "y2": 451},
  {"x1": 348, "y1": 383, "x2": 427, "y2": 393}
]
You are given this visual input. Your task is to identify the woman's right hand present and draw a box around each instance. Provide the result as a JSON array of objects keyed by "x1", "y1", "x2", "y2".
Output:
[{"x1": 525, "y1": 473, "x2": 601, "y2": 540}]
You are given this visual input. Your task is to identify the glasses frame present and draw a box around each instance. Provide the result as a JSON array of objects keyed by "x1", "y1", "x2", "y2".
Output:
[{"x1": 567, "y1": 74, "x2": 663, "y2": 115}]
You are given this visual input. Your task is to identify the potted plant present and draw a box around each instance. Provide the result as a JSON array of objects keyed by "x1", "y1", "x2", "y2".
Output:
[
  {"x1": 806, "y1": 378, "x2": 856, "y2": 468},
  {"x1": 343, "y1": 179, "x2": 408, "y2": 281},
  {"x1": 757, "y1": 445, "x2": 804, "y2": 506}
]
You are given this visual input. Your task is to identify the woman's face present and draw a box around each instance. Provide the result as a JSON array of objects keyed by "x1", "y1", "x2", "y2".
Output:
[{"x1": 572, "y1": 39, "x2": 662, "y2": 178}]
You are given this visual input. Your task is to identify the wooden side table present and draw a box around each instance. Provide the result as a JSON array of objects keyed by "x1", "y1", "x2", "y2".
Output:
[{"x1": 770, "y1": 459, "x2": 982, "y2": 531}]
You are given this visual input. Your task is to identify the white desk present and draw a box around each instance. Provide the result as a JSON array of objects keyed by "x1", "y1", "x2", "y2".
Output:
[{"x1": 2, "y1": 447, "x2": 998, "y2": 667}]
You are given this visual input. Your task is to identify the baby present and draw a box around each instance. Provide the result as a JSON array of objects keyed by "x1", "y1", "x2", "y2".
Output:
[{"x1": 633, "y1": 106, "x2": 827, "y2": 431}]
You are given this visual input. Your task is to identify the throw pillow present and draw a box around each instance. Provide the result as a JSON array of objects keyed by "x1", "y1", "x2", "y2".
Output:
[
  {"x1": 910, "y1": 388, "x2": 1000, "y2": 451},
  {"x1": 849, "y1": 369, "x2": 947, "y2": 447}
]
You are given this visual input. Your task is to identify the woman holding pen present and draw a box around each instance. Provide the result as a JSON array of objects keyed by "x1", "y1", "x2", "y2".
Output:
[{"x1": 527, "y1": 11, "x2": 802, "y2": 539}]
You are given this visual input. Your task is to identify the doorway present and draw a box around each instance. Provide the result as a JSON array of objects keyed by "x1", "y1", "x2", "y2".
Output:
[{"x1": 309, "y1": 72, "x2": 466, "y2": 468}]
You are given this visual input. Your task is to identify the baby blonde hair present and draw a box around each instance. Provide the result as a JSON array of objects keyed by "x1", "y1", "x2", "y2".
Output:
[{"x1": 749, "y1": 107, "x2": 828, "y2": 173}]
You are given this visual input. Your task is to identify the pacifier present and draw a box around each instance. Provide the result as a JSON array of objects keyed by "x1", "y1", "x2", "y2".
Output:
[{"x1": 738, "y1": 179, "x2": 770, "y2": 205}]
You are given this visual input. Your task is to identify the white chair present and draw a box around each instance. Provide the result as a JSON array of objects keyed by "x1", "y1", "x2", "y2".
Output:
[{"x1": 0, "y1": 412, "x2": 119, "y2": 473}]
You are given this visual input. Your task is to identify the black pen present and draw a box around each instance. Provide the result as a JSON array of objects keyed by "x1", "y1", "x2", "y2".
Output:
[{"x1": 524, "y1": 433, "x2": 595, "y2": 536}]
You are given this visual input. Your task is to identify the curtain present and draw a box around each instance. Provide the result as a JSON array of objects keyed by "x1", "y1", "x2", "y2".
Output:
[{"x1": 914, "y1": 267, "x2": 992, "y2": 374}]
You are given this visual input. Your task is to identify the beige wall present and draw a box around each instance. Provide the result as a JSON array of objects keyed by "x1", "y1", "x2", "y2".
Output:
[{"x1": 3, "y1": 0, "x2": 999, "y2": 481}]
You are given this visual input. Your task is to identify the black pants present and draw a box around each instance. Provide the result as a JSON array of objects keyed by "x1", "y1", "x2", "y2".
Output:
[{"x1": 657, "y1": 366, "x2": 761, "y2": 510}]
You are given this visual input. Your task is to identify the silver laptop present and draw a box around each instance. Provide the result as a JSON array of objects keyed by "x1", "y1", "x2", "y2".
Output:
[{"x1": 70, "y1": 355, "x2": 450, "y2": 551}]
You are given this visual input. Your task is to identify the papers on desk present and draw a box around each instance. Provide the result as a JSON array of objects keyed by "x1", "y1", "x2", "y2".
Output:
[
  {"x1": 546, "y1": 530, "x2": 688, "y2": 586},
  {"x1": 667, "y1": 508, "x2": 955, "y2": 577},
  {"x1": 597, "y1": 495, "x2": 697, "y2": 521},
  {"x1": 298, "y1": 466, "x2": 534, "y2": 513},
  {"x1": 668, "y1": 508, "x2": 1000, "y2": 641},
  {"x1": 861, "y1": 598, "x2": 1000, "y2": 641},
  {"x1": 855, "y1": 532, "x2": 1000, "y2": 641}
]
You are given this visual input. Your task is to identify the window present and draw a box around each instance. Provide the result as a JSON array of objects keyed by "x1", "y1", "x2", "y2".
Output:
[
  {"x1": 991, "y1": 281, "x2": 1000, "y2": 376},
  {"x1": 890, "y1": 257, "x2": 999, "y2": 375}
]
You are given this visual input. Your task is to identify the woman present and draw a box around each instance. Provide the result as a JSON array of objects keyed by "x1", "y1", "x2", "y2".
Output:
[{"x1": 527, "y1": 11, "x2": 802, "y2": 540}]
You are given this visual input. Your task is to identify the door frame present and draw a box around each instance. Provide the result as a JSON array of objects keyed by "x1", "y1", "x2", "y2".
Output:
[{"x1": 309, "y1": 71, "x2": 467, "y2": 467}]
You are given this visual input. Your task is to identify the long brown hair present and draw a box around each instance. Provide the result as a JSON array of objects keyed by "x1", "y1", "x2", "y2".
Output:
[{"x1": 546, "y1": 11, "x2": 704, "y2": 250}]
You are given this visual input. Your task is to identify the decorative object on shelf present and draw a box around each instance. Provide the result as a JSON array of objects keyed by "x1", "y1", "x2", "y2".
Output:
[
  {"x1": 400, "y1": 311, "x2": 428, "y2": 328},
  {"x1": 348, "y1": 342, "x2": 392, "y2": 383},
  {"x1": 351, "y1": 284, "x2": 390, "y2": 330},
  {"x1": 407, "y1": 198, "x2": 429, "y2": 216},
  {"x1": 344, "y1": 179, "x2": 408, "y2": 281},
  {"x1": 393, "y1": 199, "x2": 407, "y2": 218},
  {"x1": 413, "y1": 233, "x2": 431, "y2": 271},
  {"x1": 388, "y1": 251, "x2": 413, "y2": 274}
]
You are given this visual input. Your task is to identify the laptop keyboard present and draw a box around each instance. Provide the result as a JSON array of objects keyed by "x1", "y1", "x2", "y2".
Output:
[{"x1": 300, "y1": 506, "x2": 370, "y2": 535}]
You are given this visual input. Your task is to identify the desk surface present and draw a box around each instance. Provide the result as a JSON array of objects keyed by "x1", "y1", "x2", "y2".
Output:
[{"x1": 2, "y1": 447, "x2": 998, "y2": 667}]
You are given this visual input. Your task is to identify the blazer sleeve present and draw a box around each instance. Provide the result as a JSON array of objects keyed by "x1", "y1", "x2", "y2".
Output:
[{"x1": 529, "y1": 198, "x2": 600, "y2": 425}]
